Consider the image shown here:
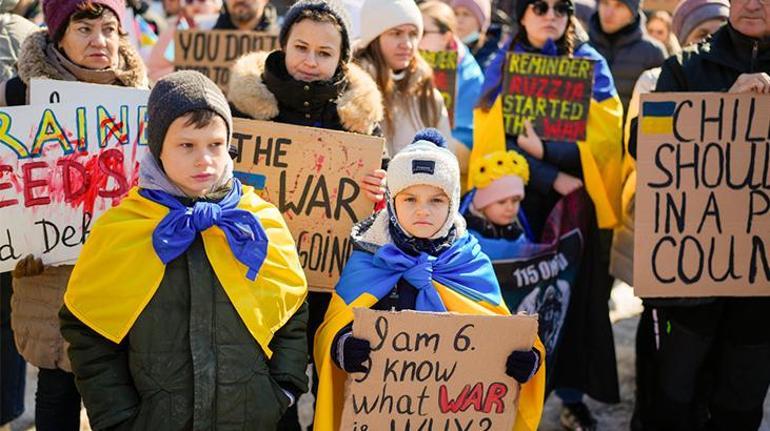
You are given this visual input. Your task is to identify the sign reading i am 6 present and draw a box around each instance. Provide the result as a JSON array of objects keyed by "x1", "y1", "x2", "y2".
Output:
[
  {"x1": 502, "y1": 53, "x2": 594, "y2": 141},
  {"x1": 634, "y1": 92, "x2": 770, "y2": 297}
]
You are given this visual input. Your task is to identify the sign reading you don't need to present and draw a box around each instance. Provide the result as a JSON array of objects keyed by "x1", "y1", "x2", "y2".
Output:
[
  {"x1": 174, "y1": 30, "x2": 279, "y2": 91},
  {"x1": 0, "y1": 82, "x2": 150, "y2": 272},
  {"x1": 231, "y1": 119, "x2": 384, "y2": 292},
  {"x1": 341, "y1": 309, "x2": 538, "y2": 431},
  {"x1": 635, "y1": 93, "x2": 770, "y2": 297},
  {"x1": 502, "y1": 53, "x2": 594, "y2": 141}
]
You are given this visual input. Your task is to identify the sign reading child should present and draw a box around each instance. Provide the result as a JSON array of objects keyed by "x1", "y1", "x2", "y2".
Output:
[
  {"x1": 634, "y1": 93, "x2": 770, "y2": 297},
  {"x1": 501, "y1": 53, "x2": 594, "y2": 141},
  {"x1": 174, "y1": 30, "x2": 279, "y2": 91},
  {"x1": 0, "y1": 90, "x2": 149, "y2": 272},
  {"x1": 340, "y1": 309, "x2": 538, "y2": 431},
  {"x1": 420, "y1": 50, "x2": 458, "y2": 127},
  {"x1": 231, "y1": 119, "x2": 384, "y2": 292}
]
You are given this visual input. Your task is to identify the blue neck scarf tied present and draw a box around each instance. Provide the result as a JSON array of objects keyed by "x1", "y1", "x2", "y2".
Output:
[{"x1": 139, "y1": 179, "x2": 268, "y2": 281}]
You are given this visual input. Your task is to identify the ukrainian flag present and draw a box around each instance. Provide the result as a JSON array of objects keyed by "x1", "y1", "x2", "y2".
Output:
[{"x1": 641, "y1": 101, "x2": 675, "y2": 135}]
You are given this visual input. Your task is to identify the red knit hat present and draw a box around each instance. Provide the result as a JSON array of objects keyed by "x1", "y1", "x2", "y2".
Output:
[{"x1": 44, "y1": 0, "x2": 127, "y2": 40}]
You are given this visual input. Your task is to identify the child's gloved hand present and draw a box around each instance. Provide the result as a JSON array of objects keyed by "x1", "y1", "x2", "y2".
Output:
[
  {"x1": 338, "y1": 334, "x2": 371, "y2": 373},
  {"x1": 12, "y1": 254, "x2": 44, "y2": 279},
  {"x1": 505, "y1": 348, "x2": 541, "y2": 384}
]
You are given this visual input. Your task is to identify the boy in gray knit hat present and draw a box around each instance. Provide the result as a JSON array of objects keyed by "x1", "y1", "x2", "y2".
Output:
[{"x1": 60, "y1": 70, "x2": 310, "y2": 430}]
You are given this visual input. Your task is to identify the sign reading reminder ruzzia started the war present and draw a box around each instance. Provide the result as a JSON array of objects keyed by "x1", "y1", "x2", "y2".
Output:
[
  {"x1": 634, "y1": 92, "x2": 770, "y2": 297},
  {"x1": 502, "y1": 53, "x2": 594, "y2": 141}
]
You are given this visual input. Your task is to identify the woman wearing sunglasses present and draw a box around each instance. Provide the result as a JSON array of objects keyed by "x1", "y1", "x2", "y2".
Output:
[{"x1": 473, "y1": 0, "x2": 624, "y2": 429}]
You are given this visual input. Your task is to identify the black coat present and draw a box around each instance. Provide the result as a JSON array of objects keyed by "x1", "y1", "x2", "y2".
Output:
[{"x1": 588, "y1": 14, "x2": 667, "y2": 115}]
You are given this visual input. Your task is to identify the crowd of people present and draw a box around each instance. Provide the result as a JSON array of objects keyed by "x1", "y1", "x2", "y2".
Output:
[{"x1": 0, "y1": 0, "x2": 768, "y2": 430}]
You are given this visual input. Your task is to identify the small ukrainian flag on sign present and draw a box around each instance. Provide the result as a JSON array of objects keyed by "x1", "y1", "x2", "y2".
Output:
[
  {"x1": 641, "y1": 101, "x2": 675, "y2": 135},
  {"x1": 234, "y1": 172, "x2": 267, "y2": 190}
]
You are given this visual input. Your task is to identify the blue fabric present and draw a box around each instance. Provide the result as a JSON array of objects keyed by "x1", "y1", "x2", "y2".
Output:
[
  {"x1": 336, "y1": 233, "x2": 503, "y2": 312},
  {"x1": 468, "y1": 230, "x2": 531, "y2": 261},
  {"x1": 452, "y1": 42, "x2": 484, "y2": 150},
  {"x1": 572, "y1": 43, "x2": 617, "y2": 103},
  {"x1": 139, "y1": 179, "x2": 269, "y2": 281}
]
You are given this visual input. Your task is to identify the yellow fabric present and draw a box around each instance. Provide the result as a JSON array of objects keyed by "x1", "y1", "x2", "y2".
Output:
[
  {"x1": 64, "y1": 186, "x2": 307, "y2": 357},
  {"x1": 469, "y1": 95, "x2": 624, "y2": 229},
  {"x1": 469, "y1": 150, "x2": 530, "y2": 189},
  {"x1": 313, "y1": 281, "x2": 546, "y2": 431},
  {"x1": 640, "y1": 116, "x2": 674, "y2": 135}
]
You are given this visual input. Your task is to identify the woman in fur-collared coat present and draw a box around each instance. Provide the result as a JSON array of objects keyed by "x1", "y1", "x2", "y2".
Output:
[{"x1": 226, "y1": 2, "x2": 385, "y2": 429}]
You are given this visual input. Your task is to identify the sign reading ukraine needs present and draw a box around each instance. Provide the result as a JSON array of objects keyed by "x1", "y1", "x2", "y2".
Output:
[
  {"x1": 634, "y1": 93, "x2": 770, "y2": 297},
  {"x1": 174, "y1": 30, "x2": 279, "y2": 91},
  {"x1": 502, "y1": 53, "x2": 594, "y2": 141},
  {"x1": 420, "y1": 50, "x2": 458, "y2": 127},
  {"x1": 231, "y1": 119, "x2": 385, "y2": 292},
  {"x1": 341, "y1": 309, "x2": 539, "y2": 431},
  {"x1": 0, "y1": 93, "x2": 150, "y2": 271}
]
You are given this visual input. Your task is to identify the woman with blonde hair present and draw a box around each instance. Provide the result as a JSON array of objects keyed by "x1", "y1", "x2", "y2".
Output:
[
  {"x1": 646, "y1": 10, "x2": 680, "y2": 56},
  {"x1": 353, "y1": 0, "x2": 457, "y2": 159}
]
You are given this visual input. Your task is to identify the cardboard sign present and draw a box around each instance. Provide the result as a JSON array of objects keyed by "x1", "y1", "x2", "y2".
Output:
[
  {"x1": 174, "y1": 30, "x2": 279, "y2": 91},
  {"x1": 29, "y1": 79, "x2": 150, "y2": 106},
  {"x1": 420, "y1": 50, "x2": 458, "y2": 127},
  {"x1": 642, "y1": 0, "x2": 681, "y2": 13},
  {"x1": 341, "y1": 309, "x2": 538, "y2": 431},
  {"x1": 0, "y1": 101, "x2": 149, "y2": 271},
  {"x1": 231, "y1": 119, "x2": 384, "y2": 292},
  {"x1": 501, "y1": 53, "x2": 594, "y2": 141},
  {"x1": 634, "y1": 93, "x2": 770, "y2": 297}
]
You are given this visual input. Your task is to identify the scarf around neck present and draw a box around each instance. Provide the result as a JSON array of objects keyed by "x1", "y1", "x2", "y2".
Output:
[{"x1": 46, "y1": 43, "x2": 128, "y2": 85}]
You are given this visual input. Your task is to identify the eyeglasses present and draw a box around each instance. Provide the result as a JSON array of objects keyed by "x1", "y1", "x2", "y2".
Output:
[{"x1": 530, "y1": 0, "x2": 574, "y2": 17}]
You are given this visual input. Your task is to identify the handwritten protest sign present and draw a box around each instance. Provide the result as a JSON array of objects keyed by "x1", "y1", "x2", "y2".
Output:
[
  {"x1": 30, "y1": 79, "x2": 149, "y2": 107},
  {"x1": 642, "y1": 0, "x2": 681, "y2": 13},
  {"x1": 634, "y1": 93, "x2": 770, "y2": 297},
  {"x1": 0, "y1": 100, "x2": 149, "y2": 271},
  {"x1": 174, "y1": 30, "x2": 279, "y2": 91},
  {"x1": 340, "y1": 309, "x2": 538, "y2": 431},
  {"x1": 501, "y1": 53, "x2": 594, "y2": 141},
  {"x1": 231, "y1": 119, "x2": 384, "y2": 292},
  {"x1": 420, "y1": 50, "x2": 458, "y2": 127}
]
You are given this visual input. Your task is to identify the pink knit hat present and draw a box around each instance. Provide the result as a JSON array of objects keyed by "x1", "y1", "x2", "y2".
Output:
[
  {"x1": 472, "y1": 175, "x2": 525, "y2": 210},
  {"x1": 44, "y1": 0, "x2": 127, "y2": 40},
  {"x1": 451, "y1": 0, "x2": 492, "y2": 33}
]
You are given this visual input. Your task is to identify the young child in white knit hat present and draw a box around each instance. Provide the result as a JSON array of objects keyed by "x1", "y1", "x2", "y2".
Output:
[{"x1": 313, "y1": 128, "x2": 545, "y2": 431}]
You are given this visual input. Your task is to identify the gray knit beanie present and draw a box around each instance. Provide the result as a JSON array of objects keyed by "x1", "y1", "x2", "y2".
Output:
[
  {"x1": 147, "y1": 71, "x2": 233, "y2": 160},
  {"x1": 279, "y1": 0, "x2": 352, "y2": 62}
]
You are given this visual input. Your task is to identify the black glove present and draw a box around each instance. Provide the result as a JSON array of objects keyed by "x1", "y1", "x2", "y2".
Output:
[
  {"x1": 336, "y1": 334, "x2": 371, "y2": 373},
  {"x1": 505, "y1": 348, "x2": 540, "y2": 383}
]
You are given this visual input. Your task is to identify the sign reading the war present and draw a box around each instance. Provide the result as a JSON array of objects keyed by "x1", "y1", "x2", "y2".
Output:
[
  {"x1": 502, "y1": 53, "x2": 594, "y2": 141},
  {"x1": 231, "y1": 119, "x2": 384, "y2": 292},
  {"x1": 635, "y1": 93, "x2": 770, "y2": 297}
]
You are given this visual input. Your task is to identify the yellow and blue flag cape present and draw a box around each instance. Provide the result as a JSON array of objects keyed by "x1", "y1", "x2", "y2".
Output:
[
  {"x1": 63, "y1": 185, "x2": 307, "y2": 357},
  {"x1": 471, "y1": 42, "x2": 624, "y2": 229},
  {"x1": 313, "y1": 233, "x2": 546, "y2": 431}
]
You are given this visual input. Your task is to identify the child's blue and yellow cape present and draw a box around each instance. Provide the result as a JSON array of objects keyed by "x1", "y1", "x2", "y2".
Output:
[
  {"x1": 470, "y1": 42, "x2": 624, "y2": 229},
  {"x1": 63, "y1": 186, "x2": 307, "y2": 357},
  {"x1": 313, "y1": 233, "x2": 546, "y2": 431}
]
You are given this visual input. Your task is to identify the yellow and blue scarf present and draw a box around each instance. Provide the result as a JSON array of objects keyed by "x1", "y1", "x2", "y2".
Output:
[
  {"x1": 313, "y1": 232, "x2": 545, "y2": 431},
  {"x1": 64, "y1": 180, "x2": 307, "y2": 357}
]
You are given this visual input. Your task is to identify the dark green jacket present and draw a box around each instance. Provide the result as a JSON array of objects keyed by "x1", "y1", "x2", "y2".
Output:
[{"x1": 60, "y1": 237, "x2": 309, "y2": 430}]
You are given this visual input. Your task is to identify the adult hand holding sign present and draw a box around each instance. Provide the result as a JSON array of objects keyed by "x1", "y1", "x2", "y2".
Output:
[
  {"x1": 517, "y1": 120, "x2": 545, "y2": 159},
  {"x1": 729, "y1": 73, "x2": 770, "y2": 94},
  {"x1": 360, "y1": 168, "x2": 387, "y2": 203}
]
